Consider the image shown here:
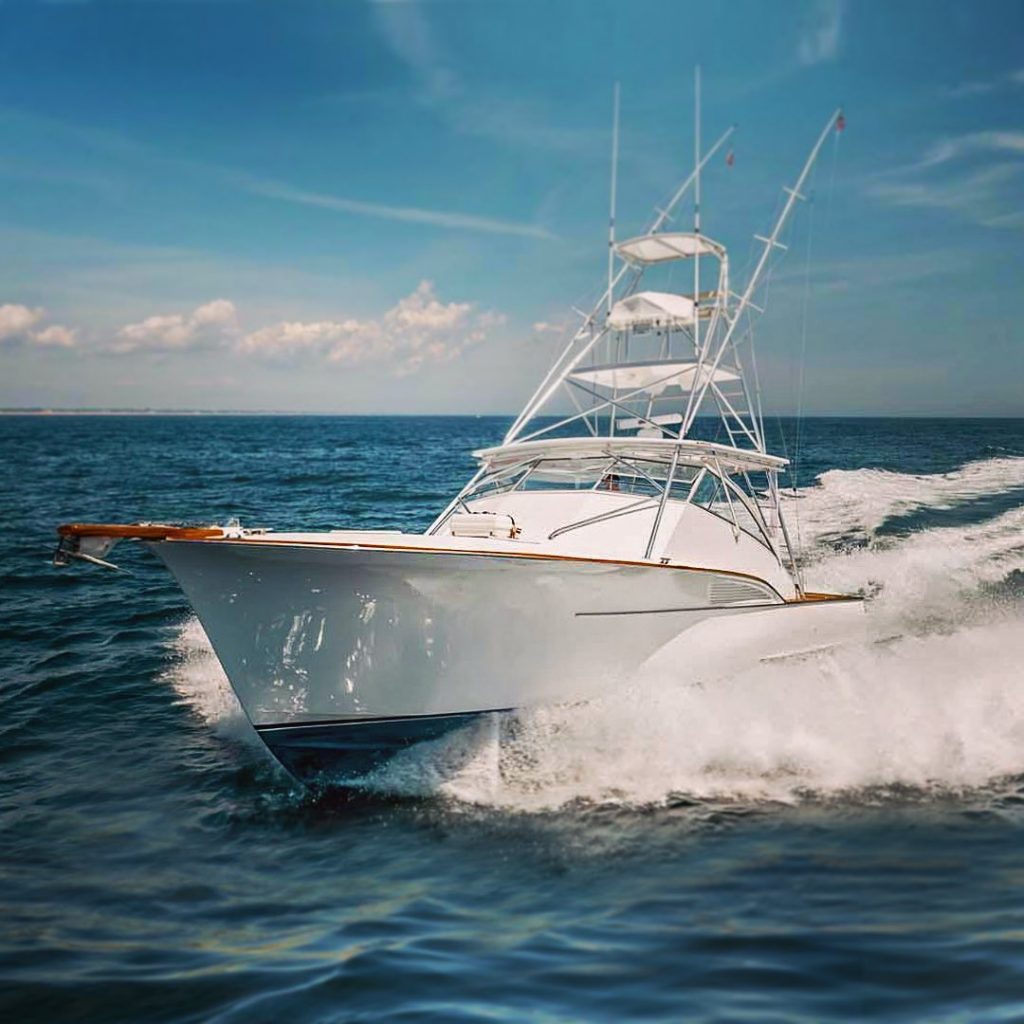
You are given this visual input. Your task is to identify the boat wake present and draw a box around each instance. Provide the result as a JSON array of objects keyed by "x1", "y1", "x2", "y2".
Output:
[
  {"x1": 163, "y1": 455, "x2": 1024, "y2": 812},
  {"x1": 783, "y1": 455, "x2": 1024, "y2": 547}
]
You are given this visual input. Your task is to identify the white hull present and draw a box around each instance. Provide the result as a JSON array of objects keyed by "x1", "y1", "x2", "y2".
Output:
[{"x1": 151, "y1": 538, "x2": 862, "y2": 780}]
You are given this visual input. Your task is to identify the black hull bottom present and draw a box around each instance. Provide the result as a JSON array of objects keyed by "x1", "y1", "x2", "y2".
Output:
[{"x1": 256, "y1": 710, "x2": 503, "y2": 784}]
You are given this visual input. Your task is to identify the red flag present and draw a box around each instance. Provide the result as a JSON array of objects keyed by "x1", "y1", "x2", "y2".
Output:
[
  {"x1": 836, "y1": 112, "x2": 846, "y2": 132},
  {"x1": 726, "y1": 149, "x2": 735, "y2": 167}
]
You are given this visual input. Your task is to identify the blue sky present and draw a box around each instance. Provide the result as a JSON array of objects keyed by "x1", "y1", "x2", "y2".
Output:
[{"x1": 0, "y1": 0, "x2": 1021, "y2": 414}]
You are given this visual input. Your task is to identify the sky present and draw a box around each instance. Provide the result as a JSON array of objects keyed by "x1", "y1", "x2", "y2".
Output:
[{"x1": 0, "y1": 0, "x2": 1021, "y2": 415}]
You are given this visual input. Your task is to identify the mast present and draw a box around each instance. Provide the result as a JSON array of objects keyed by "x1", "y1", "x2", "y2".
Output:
[
  {"x1": 693, "y1": 66, "x2": 702, "y2": 365},
  {"x1": 607, "y1": 82, "x2": 620, "y2": 318}
]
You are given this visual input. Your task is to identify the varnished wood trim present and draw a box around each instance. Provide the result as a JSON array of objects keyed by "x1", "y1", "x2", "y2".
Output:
[
  {"x1": 792, "y1": 591, "x2": 863, "y2": 604},
  {"x1": 57, "y1": 522, "x2": 224, "y2": 541}
]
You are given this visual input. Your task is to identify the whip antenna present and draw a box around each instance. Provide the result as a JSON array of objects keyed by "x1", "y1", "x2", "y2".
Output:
[
  {"x1": 607, "y1": 82, "x2": 620, "y2": 317},
  {"x1": 693, "y1": 65, "x2": 702, "y2": 365}
]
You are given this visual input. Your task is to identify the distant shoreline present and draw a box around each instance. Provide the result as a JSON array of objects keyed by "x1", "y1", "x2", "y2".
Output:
[
  {"x1": 0, "y1": 409, "x2": 304, "y2": 417},
  {"x1": 0, "y1": 408, "x2": 517, "y2": 418}
]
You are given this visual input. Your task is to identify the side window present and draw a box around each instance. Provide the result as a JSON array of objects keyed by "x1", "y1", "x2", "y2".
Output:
[
  {"x1": 724, "y1": 483, "x2": 769, "y2": 545},
  {"x1": 690, "y1": 470, "x2": 727, "y2": 511},
  {"x1": 689, "y1": 470, "x2": 771, "y2": 548}
]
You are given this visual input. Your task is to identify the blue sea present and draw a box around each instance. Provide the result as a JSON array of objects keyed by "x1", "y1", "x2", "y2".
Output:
[{"x1": 4, "y1": 414, "x2": 1024, "y2": 1022}]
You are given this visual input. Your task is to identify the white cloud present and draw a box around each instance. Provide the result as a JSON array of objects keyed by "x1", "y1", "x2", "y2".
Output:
[
  {"x1": 190, "y1": 298, "x2": 237, "y2": 327},
  {"x1": 867, "y1": 127, "x2": 1024, "y2": 230},
  {"x1": 0, "y1": 303, "x2": 77, "y2": 348},
  {"x1": 372, "y1": 0, "x2": 457, "y2": 104},
  {"x1": 243, "y1": 178, "x2": 554, "y2": 240},
  {"x1": 32, "y1": 324, "x2": 78, "y2": 348},
  {"x1": 369, "y1": 1, "x2": 598, "y2": 157},
  {"x1": 0, "y1": 303, "x2": 45, "y2": 341},
  {"x1": 920, "y1": 130, "x2": 1024, "y2": 168},
  {"x1": 112, "y1": 298, "x2": 238, "y2": 353},
  {"x1": 868, "y1": 162, "x2": 1024, "y2": 229},
  {"x1": 236, "y1": 319, "x2": 363, "y2": 361},
  {"x1": 8, "y1": 286, "x2": 503, "y2": 375},
  {"x1": 946, "y1": 80, "x2": 998, "y2": 99},
  {"x1": 981, "y1": 210, "x2": 1024, "y2": 229},
  {"x1": 798, "y1": 0, "x2": 844, "y2": 66},
  {"x1": 237, "y1": 280, "x2": 503, "y2": 375},
  {"x1": 946, "y1": 68, "x2": 1024, "y2": 98}
]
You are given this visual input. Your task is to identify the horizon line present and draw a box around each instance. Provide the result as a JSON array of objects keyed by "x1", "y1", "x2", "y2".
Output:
[{"x1": 3, "y1": 408, "x2": 1024, "y2": 421}]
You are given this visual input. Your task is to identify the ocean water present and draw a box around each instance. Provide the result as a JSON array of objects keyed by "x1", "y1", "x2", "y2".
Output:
[{"x1": 3, "y1": 414, "x2": 1024, "y2": 1022}]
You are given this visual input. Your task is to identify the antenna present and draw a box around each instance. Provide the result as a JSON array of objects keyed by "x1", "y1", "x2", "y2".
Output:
[
  {"x1": 694, "y1": 65, "x2": 701, "y2": 237},
  {"x1": 607, "y1": 82, "x2": 620, "y2": 317},
  {"x1": 693, "y1": 65, "x2": 702, "y2": 365}
]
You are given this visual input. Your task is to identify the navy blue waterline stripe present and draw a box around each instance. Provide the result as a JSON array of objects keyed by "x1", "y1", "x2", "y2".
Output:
[{"x1": 255, "y1": 708, "x2": 515, "y2": 733}]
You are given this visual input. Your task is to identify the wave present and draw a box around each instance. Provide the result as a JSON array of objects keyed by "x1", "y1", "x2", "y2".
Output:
[
  {"x1": 160, "y1": 617, "x2": 250, "y2": 736},
  {"x1": 373, "y1": 455, "x2": 1024, "y2": 809},
  {"x1": 783, "y1": 455, "x2": 1024, "y2": 548},
  {"x1": 369, "y1": 613, "x2": 1024, "y2": 811}
]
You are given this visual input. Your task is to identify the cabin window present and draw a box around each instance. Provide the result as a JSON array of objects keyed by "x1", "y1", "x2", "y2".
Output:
[
  {"x1": 517, "y1": 459, "x2": 608, "y2": 491},
  {"x1": 597, "y1": 460, "x2": 699, "y2": 498},
  {"x1": 688, "y1": 469, "x2": 773, "y2": 550}
]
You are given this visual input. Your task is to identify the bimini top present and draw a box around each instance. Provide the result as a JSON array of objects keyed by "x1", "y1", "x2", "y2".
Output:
[
  {"x1": 474, "y1": 436, "x2": 788, "y2": 474},
  {"x1": 569, "y1": 360, "x2": 740, "y2": 395},
  {"x1": 615, "y1": 231, "x2": 726, "y2": 265},
  {"x1": 607, "y1": 290, "x2": 695, "y2": 330}
]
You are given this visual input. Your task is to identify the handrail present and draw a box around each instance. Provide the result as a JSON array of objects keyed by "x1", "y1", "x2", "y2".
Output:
[
  {"x1": 714, "y1": 456, "x2": 741, "y2": 540},
  {"x1": 548, "y1": 496, "x2": 658, "y2": 541},
  {"x1": 644, "y1": 445, "x2": 680, "y2": 559}
]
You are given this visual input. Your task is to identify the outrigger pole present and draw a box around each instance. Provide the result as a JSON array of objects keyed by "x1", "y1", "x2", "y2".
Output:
[
  {"x1": 607, "y1": 82, "x2": 620, "y2": 318},
  {"x1": 693, "y1": 66, "x2": 702, "y2": 369},
  {"x1": 679, "y1": 107, "x2": 845, "y2": 442}
]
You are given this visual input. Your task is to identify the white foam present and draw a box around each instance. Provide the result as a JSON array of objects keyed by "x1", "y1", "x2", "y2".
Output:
[
  {"x1": 390, "y1": 456, "x2": 1024, "y2": 811},
  {"x1": 784, "y1": 455, "x2": 1024, "y2": 548},
  {"x1": 392, "y1": 615, "x2": 1024, "y2": 811},
  {"x1": 807, "y1": 504, "x2": 1024, "y2": 621},
  {"x1": 160, "y1": 616, "x2": 249, "y2": 734}
]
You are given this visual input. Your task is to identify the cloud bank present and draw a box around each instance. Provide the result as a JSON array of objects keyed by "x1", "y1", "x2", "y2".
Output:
[
  {"x1": 1, "y1": 283, "x2": 504, "y2": 377},
  {"x1": 237, "y1": 281, "x2": 504, "y2": 375},
  {"x1": 111, "y1": 299, "x2": 239, "y2": 353},
  {"x1": 0, "y1": 303, "x2": 77, "y2": 348}
]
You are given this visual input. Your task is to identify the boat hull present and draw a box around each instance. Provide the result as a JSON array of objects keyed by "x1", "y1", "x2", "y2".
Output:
[
  {"x1": 254, "y1": 710, "x2": 498, "y2": 782},
  {"x1": 151, "y1": 539, "x2": 862, "y2": 782}
]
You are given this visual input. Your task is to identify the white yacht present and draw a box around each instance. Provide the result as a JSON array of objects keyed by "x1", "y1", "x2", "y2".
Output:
[{"x1": 56, "y1": 104, "x2": 862, "y2": 783}]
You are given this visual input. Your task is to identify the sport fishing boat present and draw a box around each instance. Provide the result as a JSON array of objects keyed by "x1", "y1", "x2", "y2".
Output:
[{"x1": 55, "y1": 102, "x2": 862, "y2": 784}]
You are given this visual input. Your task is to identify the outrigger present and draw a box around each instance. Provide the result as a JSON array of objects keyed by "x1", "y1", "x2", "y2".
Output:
[{"x1": 56, "y1": 96, "x2": 862, "y2": 784}]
